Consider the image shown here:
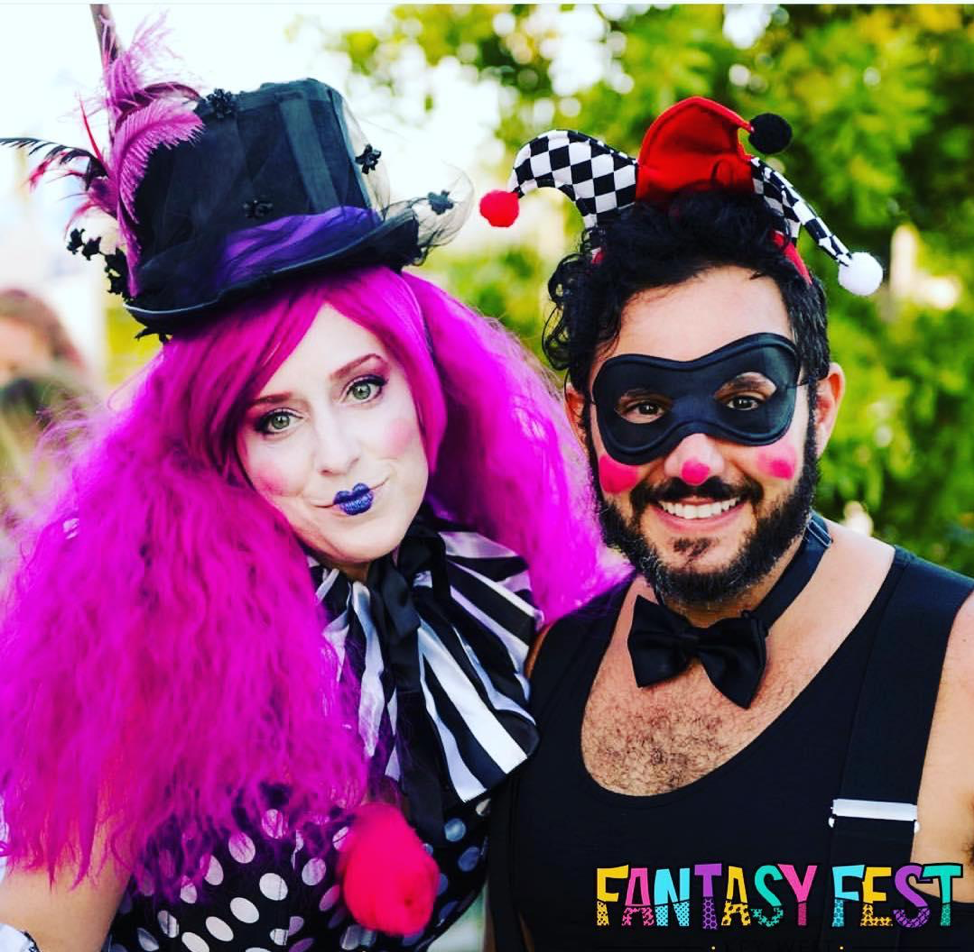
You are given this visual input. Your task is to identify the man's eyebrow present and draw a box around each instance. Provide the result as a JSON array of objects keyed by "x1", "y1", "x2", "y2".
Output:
[
  {"x1": 249, "y1": 354, "x2": 386, "y2": 408},
  {"x1": 721, "y1": 371, "x2": 773, "y2": 386}
]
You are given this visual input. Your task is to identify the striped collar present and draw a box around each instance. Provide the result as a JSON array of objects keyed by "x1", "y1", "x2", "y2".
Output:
[{"x1": 306, "y1": 508, "x2": 541, "y2": 845}]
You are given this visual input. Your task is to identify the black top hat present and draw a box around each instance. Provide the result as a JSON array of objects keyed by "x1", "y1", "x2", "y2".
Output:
[
  {"x1": 3, "y1": 28, "x2": 469, "y2": 337},
  {"x1": 127, "y1": 79, "x2": 469, "y2": 334}
]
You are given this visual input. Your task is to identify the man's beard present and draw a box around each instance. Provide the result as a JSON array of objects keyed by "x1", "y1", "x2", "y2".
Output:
[{"x1": 585, "y1": 408, "x2": 819, "y2": 611}]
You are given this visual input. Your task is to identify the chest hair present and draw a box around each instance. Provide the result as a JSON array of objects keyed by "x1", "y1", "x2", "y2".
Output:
[{"x1": 581, "y1": 650, "x2": 806, "y2": 796}]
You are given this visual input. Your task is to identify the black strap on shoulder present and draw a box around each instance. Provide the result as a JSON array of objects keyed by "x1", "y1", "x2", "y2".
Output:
[{"x1": 826, "y1": 551, "x2": 973, "y2": 944}]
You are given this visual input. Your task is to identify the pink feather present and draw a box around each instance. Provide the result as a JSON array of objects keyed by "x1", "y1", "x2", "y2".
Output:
[
  {"x1": 111, "y1": 99, "x2": 202, "y2": 258},
  {"x1": 14, "y1": 14, "x2": 202, "y2": 289}
]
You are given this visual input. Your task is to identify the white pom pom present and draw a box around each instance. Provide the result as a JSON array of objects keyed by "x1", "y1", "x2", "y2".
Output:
[{"x1": 838, "y1": 252, "x2": 883, "y2": 296}]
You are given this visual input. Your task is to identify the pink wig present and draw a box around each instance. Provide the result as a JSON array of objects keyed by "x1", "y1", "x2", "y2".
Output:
[{"x1": 0, "y1": 266, "x2": 607, "y2": 890}]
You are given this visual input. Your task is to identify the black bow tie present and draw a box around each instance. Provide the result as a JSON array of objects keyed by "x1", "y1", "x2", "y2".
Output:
[
  {"x1": 628, "y1": 599, "x2": 768, "y2": 707},
  {"x1": 627, "y1": 514, "x2": 831, "y2": 708}
]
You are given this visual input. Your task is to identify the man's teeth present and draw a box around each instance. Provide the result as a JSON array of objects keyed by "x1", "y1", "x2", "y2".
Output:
[{"x1": 658, "y1": 497, "x2": 740, "y2": 519}]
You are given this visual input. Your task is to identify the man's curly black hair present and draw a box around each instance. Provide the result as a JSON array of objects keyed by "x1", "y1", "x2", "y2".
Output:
[{"x1": 543, "y1": 189, "x2": 830, "y2": 396}]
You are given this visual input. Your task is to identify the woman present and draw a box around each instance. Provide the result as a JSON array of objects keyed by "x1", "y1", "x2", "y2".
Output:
[
  {"x1": 0, "y1": 289, "x2": 87, "y2": 387},
  {"x1": 0, "y1": 369, "x2": 96, "y2": 577},
  {"x1": 0, "y1": 23, "x2": 605, "y2": 952}
]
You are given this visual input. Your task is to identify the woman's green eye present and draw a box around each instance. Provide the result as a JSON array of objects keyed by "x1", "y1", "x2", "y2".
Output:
[
  {"x1": 263, "y1": 411, "x2": 293, "y2": 432},
  {"x1": 347, "y1": 376, "x2": 385, "y2": 402},
  {"x1": 349, "y1": 381, "x2": 375, "y2": 401}
]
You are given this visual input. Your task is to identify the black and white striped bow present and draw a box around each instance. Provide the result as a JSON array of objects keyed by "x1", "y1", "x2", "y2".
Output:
[{"x1": 308, "y1": 508, "x2": 541, "y2": 845}]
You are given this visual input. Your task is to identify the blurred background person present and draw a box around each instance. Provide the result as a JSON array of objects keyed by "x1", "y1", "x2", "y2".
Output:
[
  {"x1": 0, "y1": 288, "x2": 88, "y2": 386},
  {"x1": 0, "y1": 289, "x2": 97, "y2": 577}
]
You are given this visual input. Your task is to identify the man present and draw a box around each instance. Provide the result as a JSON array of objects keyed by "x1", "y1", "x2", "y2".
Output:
[{"x1": 482, "y1": 98, "x2": 974, "y2": 951}]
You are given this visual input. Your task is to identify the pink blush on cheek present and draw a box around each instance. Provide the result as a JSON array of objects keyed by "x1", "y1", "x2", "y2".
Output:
[
  {"x1": 249, "y1": 465, "x2": 288, "y2": 497},
  {"x1": 385, "y1": 417, "x2": 419, "y2": 457},
  {"x1": 756, "y1": 443, "x2": 798, "y2": 481},
  {"x1": 598, "y1": 455, "x2": 642, "y2": 494}
]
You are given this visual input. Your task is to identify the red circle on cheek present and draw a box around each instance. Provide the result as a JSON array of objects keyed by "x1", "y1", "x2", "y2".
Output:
[
  {"x1": 598, "y1": 455, "x2": 642, "y2": 494},
  {"x1": 757, "y1": 443, "x2": 798, "y2": 481}
]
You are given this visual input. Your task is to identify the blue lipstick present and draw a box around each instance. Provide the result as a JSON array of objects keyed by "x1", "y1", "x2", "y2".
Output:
[{"x1": 333, "y1": 482, "x2": 374, "y2": 515}]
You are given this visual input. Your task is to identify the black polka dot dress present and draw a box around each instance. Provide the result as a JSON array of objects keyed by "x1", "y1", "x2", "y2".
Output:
[
  {"x1": 105, "y1": 511, "x2": 538, "y2": 952},
  {"x1": 106, "y1": 798, "x2": 491, "y2": 952}
]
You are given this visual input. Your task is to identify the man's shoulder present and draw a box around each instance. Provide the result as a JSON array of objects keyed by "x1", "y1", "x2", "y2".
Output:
[{"x1": 875, "y1": 540, "x2": 974, "y2": 686}]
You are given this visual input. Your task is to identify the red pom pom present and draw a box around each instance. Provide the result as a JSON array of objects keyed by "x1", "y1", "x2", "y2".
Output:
[
  {"x1": 479, "y1": 189, "x2": 520, "y2": 227},
  {"x1": 339, "y1": 803, "x2": 439, "y2": 936}
]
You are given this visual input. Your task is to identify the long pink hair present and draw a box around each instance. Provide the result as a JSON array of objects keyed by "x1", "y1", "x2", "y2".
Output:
[{"x1": 0, "y1": 266, "x2": 606, "y2": 890}]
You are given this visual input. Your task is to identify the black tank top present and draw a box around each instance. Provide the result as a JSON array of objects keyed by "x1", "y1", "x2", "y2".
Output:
[{"x1": 500, "y1": 547, "x2": 974, "y2": 952}]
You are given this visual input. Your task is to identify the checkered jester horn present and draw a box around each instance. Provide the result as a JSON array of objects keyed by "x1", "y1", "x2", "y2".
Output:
[{"x1": 480, "y1": 97, "x2": 883, "y2": 296}]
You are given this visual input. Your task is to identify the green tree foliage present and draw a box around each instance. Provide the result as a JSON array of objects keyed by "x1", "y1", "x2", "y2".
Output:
[{"x1": 326, "y1": 4, "x2": 974, "y2": 570}]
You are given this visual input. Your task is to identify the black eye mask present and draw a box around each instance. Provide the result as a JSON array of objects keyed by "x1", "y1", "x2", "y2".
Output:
[{"x1": 591, "y1": 333, "x2": 802, "y2": 465}]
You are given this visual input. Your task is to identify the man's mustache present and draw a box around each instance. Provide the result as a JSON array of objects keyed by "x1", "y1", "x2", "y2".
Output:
[{"x1": 630, "y1": 475, "x2": 764, "y2": 517}]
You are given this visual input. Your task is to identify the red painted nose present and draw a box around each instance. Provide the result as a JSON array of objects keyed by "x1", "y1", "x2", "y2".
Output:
[{"x1": 681, "y1": 460, "x2": 711, "y2": 486}]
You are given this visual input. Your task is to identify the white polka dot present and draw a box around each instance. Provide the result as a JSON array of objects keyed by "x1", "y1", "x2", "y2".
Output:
[
  {"x1": 444, "y1": 818, "x2": 466, "y2": 842},
  {"x1": 457, "y1": 845, "x2": 482, "y2": 872},
  {"x1": 137, "y1": 929, "x2": 160, "y2": 951},
  {"x1": 401, "y1": 930, "x2": 422, "y2": 947},
  {"x1": 230, "y1": 896, "x2": 260, "y2": 923},
  {"x1": 327, "y1": 906, "x2": 347, "y2": 930},
  {"x1": 288, "y1": 916, "x2": 305, "y2": 936},
  {"x1": 475, "y1": 797, "x2": 491, "y2": 816},
  {"x1": 289, "y1": 941, "x2": 314, "y2": 952},
  {"x1": 137, "y1": 872, "x2": 156, "y2": 897},
  {"x1": 204, "y1": 855, "x2": 224, "y2": 886},
  {"x1": 182, "y1": 934, "x2": 210, "y2": 952},
  {"x1": 158, "y1": 910, "x2": 180, "y2": 938},
  {"x1": 179, "y1": 880, "x2": 198, "y2": 904},
  {"x1": 205, "y1": 916, "x2": 234, "y2": 942},
  {"x1": 259, "y1": 871, "x2": 289, "y2": 900},
  {"x1": 118, "y1": 890, "x2": 134, "y2": 914},
  {"x1": 318, "y1": 883, "x2": 340, "y2": 911},
  {"x1": 110, "y1": 944, "x2": 129, "y2": 952},
  {"x1": 359, "y1": 929, "x2": 376, "y2": 948},
  {"x1": 244, "y1": 949, "x2": 272, "y2": 952},
  {"x1": 340, "y1": 925, "x2": 362, "y2": 950},
  {"x1": 331, "y1": 825, "x2": 349, "y2": 851},
  {"x1": 301, "y1": 856, "x2": 327, "y2": 886},
  {"x1": 228, "y1": 831, "x2": 256, "y2": 864},
  {"x1": 269, "y1": 927, "x2": 288, "y2": 946},
  {"x1": 422, "y1": 842, "x2": 434, "y2": 855},
  {"x1": 437, "y1": 873, "x2": 449, "y2": 895}
]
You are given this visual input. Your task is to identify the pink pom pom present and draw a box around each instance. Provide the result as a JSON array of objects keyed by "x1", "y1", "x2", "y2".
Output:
[
  {"x1": 339, "y1": 803, "x2": 439, "y2": 936},
  {"x1": 479, "y1": 189, "x2": 520, "y2": 227}
]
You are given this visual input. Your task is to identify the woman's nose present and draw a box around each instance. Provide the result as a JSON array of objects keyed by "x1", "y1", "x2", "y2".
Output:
[{"x1": 313, "y1": 412, "x2": 361, "y2": 476}]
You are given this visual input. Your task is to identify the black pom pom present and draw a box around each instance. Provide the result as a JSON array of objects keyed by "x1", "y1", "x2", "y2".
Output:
[{"x1": 748, "y1": 113, "x2": 792, "y2": 154}]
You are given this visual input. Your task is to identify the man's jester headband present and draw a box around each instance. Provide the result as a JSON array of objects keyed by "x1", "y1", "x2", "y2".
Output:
[{"x1": 479, "y1": 96, "x2": 882, "y2": 296}]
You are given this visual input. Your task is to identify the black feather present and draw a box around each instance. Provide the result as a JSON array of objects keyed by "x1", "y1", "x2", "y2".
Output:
[{"x1": 0, "y1": 136, "x2": 103, "y2": 172}]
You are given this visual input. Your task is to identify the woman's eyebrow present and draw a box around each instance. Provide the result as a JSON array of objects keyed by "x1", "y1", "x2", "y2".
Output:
[
  {"x1": 249, "y1": 354, "x2": 387, "y2": 408},
  {"x1": 329, "y1": 353, "x2": 385, "y2": 381}
]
